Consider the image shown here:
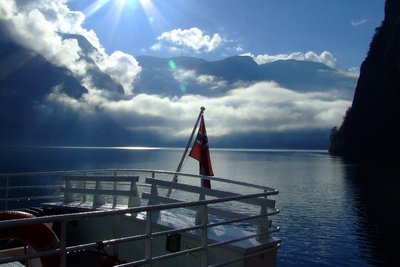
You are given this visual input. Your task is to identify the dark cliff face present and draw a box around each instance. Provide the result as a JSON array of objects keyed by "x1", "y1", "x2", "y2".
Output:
[{"x1": 330, "y1": 0, "x2": 400, "y2": 163}]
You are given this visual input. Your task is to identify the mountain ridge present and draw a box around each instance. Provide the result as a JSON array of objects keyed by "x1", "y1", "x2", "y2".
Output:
[{"x1": 134, "y1": 55, "x2": 356, "y2": 99}]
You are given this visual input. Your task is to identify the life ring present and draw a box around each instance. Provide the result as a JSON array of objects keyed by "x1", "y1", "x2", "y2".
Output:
[{"x1": 0, "y1": 211, "x2": 61, "y2": 267}]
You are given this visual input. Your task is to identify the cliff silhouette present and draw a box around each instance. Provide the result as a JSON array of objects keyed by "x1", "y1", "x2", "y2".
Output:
[{"x1": 329, "y1": 0, "x2": 400, "y2": 163}]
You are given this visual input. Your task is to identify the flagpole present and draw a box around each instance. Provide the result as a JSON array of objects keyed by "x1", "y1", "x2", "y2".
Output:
[{"x1": 166, "y1": 107, "x2": 205, "y2": 197}]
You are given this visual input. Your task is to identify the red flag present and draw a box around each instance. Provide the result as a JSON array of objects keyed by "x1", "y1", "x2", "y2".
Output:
[{"x1": 189, "y1": 115, "x2": 213, "y2": 188}]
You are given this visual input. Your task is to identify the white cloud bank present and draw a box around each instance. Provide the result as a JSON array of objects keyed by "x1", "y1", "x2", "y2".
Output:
[
  {"x1": 0, "y1": 0, "x2": 141, "y2": 94},
  {"x1": 47, "y1": 81, "x2": 351, "y2": 139},
  {"x1": 242, "y1": 51, "x2": 337, "y2": 68},
  {"x1": 151, "y1": 27, "x2": 225, "y2": 54}
]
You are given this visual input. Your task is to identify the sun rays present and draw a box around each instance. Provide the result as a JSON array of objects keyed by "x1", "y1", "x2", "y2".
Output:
[
  {"x1": 82, "y1": 0, "x2": 164, "y2": 35},
  {"x1": 83, "y1": 0, "x2": 112, "y2": 18}
]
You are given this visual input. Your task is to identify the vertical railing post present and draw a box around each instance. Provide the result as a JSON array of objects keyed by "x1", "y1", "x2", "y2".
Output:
[
  {"x1": 82, "y1": 172, "x2": 87, "y2": 203},
  {"x1": 256, "y1": 190, "x2": 269, "y2": 241},
  {"x1": 145, "y1": 210, "x2": 152, "y2": 267},
  {"x1": 113, "y1": 172, "x2": 117, "y2": 208},
  {"x1": 93, "y1": 180, "x2": 105, "y2": 207},
  {"x1": 128, "y1": 177, "x2": 140, "y2": 208},
  {"x1": 148, "y1": 183, "x2": 160, "y2": 221},
  {"x1": 60, "y1": 219, "x2": 67, "y2": 267},
  {"x1": 195, "y1": 191, "x2": 205, "y2": 225},
  {"x1": 63, "y1": 178, "x2": 75, "y2": 203},
  {"x1": 201, "y1": 203, "x2": 208, "y2": 267},
  {"x1": 4, "y1": 176, "x2": 9, "y2": 210}
]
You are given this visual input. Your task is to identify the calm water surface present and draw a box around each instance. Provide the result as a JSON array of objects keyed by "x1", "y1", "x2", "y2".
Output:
[{"x1": 1, "y1": 146, "x2": 399, "y2": 266}]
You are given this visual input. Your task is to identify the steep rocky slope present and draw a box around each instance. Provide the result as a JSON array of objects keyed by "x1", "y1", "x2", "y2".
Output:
[{"x1": 329, "y1": 0, "x2": 400, "y2": 163}]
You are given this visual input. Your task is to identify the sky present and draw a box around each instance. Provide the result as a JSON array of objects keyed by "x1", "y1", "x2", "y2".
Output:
[
  {"x1": 0, "y1": 0, "x2": 387, "y2": 147},
  {"x1": 65, "y1": 0, "x2": 385, "y2": 71}
]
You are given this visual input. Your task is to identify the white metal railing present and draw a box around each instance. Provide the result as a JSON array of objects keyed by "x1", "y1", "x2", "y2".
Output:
[{"x1": 0, "y1": 169, "x2": 280, "y2": 266}]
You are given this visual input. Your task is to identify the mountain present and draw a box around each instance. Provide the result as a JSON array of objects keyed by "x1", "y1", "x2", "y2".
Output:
[
  {"x1": 59, "y1": 33, "x2": 125, "y2": 95},
  {"x1": 259, "y1": 60, "x2": 354, "y2": 95},
  {"x1": 329, "y1": 0, "x2": 400, "y2": 163},
  {"x1": 134, "y1": 55, "x2": 356, "y2": 99},
  {"x1": 0, "y1": 42, "x2": 132, "y2": 146}
]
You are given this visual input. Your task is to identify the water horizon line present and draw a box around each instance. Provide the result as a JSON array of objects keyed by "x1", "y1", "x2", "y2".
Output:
[{"x1": 2, "y1": 145, "x2": 328, "y2": 153}]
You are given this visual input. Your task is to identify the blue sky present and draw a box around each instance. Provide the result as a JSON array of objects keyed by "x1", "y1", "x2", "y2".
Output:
[{"x1": 67, "y1": 0, "x2": 385, "y2": 71}]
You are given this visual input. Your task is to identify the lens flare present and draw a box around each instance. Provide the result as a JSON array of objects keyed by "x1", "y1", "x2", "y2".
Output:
[
  {"x1": 168, "y1": 59, "x2": 176, "y2": 69},
  {"x1": 179, "y1": 84, "x2": 187, "y2": 93}
]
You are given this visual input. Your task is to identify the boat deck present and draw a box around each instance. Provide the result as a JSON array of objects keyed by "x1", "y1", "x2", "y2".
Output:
[{"x1": 0, "y1": 169, "x2": 280, "y2": 266}]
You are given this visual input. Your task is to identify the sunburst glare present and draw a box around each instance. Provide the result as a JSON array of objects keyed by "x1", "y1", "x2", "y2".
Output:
[
  {"x1": 83, "y1": 0, "x2": 112, "y2": 17},
  {"x1": 83, "y1": 0, "x2": 164, "y2": 30}
]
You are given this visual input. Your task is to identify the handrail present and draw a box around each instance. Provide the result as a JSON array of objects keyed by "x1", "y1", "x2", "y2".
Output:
[
  {"x1": 0, "y1": 169, "x2": 278, "y2": 211},
  {"x1": 0, "y1": 169, "x2": 279, "y2": 192},
  {"x1": 0, "y1": 192, "x2": 279, "y2": 265},
  {"x1": 0, "y1": 191, "x2": 276, "y2": 228}
]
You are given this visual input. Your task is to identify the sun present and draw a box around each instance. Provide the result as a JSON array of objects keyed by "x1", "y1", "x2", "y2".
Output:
[{"x1": 81, "y1": 0, "x2": 167, "y2": 45}]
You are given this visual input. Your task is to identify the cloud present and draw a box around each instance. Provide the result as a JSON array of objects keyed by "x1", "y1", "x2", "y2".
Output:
[
  {"x1": 172, "y1": 69, "x2": 228, "y2": 90},
  {"x1": 92, "y1": 51, "x2": 141, "y2": 95},
  {"x1": 242, "y1": 51, "x2": 337, "y2": 68},
  {"x1": 346, "y1": 67, "x2": 360, "y2": 76},
  {"x1": 47, "y1": 81, "x2": 350, "y2": 139},
  {"x1": 351, "y1": 19, "x2": 368, "y2": 26},
  {"x1": 151, "y1": 27, "x2": 225, "y2": 54},
  {"x1": 0, "y1": 0, "x2": 141, "y2": 95}
]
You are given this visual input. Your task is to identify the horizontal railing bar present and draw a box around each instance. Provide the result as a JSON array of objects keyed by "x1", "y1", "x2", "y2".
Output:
[
  {"x1": 208, "y1": 227, "x2": 281, "y2": 250},
  {"x1": 63, "y1": 213, "x2": 280, "y2": 261},
  {"x1": 0, "y1": 185, "x2": 62, "y2": 190},
  {"x1": 61, "y1": 188, "x2": 137, "y2": 197},
  {"x1": 0, "y1": 191, "x2": 274, "y2": 228},
  {"x1": 0, "y1": 186, "x2": 62, "y2": 190},
  {"x1": 0, "y1": 223, "x2": 280, "y2": 266},
  {"x1": 142, "y1": 193, "x2": 277, "y2": 225},
  {"x1": 117, "y1": 241, "x2": 214, "y2": 267},
  {"x1": 145, "y1": 177, "x2": 278, "y2": 197},
  {"x1": 63, "y1": 175, "x2": 139, "y2": 182},
  {"x1": 115, "y1": 228, "x2": 281, "y2": 267},
  {"x1": 62, "y1": 181, "x2": 138, "y2": 186},
  {"x1": 205, "y1": 211, "x2": 279, "y2": 229},
  {"x1": 0, "y1": 247, "x2": 63, "y2": 264},
  {"x1": 0, "y1": 195, "x2": 62, "y2": 202},
  {"x1": 0, "y1": 169, "x2": 277, "y2": 192},
  {"x1": 146, "y1": 178, "x2": 277, "y2": 206},
  {"x1": 64, "y1": 242, "x2": 104, "y2": 254},
  {"x1": 210, "y1": 243, "x2": 281, "y2": 267},
  {"x1": 147, "y1": 230, "x2": 281, "y2": 267}
]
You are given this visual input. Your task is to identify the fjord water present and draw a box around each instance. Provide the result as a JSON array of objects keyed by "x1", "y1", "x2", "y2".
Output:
[{"x1": 1, "y1": 146, "x2": 399, "y2": 266}]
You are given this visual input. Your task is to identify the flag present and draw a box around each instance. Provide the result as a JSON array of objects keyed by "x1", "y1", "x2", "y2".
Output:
[{"x1": 189, "y1": 115, "x2": 213, "y2": 188}]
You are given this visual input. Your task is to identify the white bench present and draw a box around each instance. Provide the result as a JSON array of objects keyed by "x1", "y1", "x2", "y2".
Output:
[
  {"x1": 142, "y1": 177, "x2": 276, "y2": 239},
  {"x1": 60, "y1": 175, "x2": 140, "y2": 209}
]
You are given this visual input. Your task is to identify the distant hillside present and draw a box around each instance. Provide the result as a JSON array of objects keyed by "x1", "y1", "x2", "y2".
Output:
[
  {"x1": 329, "y1": 0, "x2": 400, "y2": 163},
  {"x1": 0, "y1": 42, "x2": 132, "y2": 146},
  {"x1": 59, "y1": 33, "x2": 125, "y2": 94},
  {"x1": 134, "y1": 55, "x2": 356, "y2": 100}
]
